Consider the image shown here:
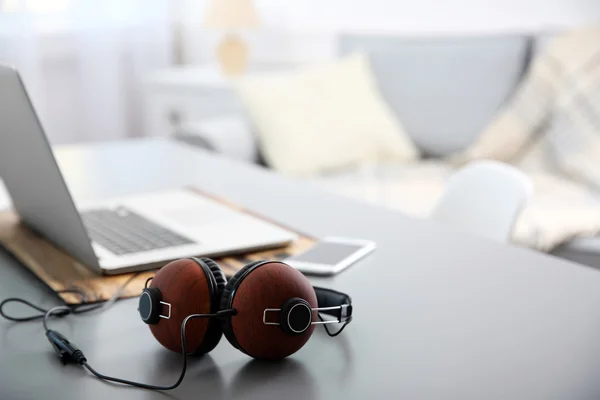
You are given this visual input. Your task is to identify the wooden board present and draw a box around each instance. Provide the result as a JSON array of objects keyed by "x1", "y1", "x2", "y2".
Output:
[{"x1": 0, "y1": 188, "x2": 316, "y2": 305}]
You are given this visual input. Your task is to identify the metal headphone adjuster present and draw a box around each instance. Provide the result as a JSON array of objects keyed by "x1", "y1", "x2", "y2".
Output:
[
  {"x1": 158, "y1": 301, "x2": 171, "y2": 320},
  {"x1": 262, "y1": 304, "x2": 350, "y2": 326}
]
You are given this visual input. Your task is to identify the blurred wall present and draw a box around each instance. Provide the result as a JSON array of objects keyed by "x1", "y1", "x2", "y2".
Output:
[
  {"x1": 2, "y1": 0, "x2": 599, "y2": 144},
  {"x1": 179, "y1": 0, "x2": 600, "y2": 64},
  {"x1": 0, "y1": 0, "x2": 173, "y2": 144}
]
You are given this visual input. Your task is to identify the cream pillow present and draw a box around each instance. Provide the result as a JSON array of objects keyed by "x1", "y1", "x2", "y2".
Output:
[{"x1": 233, "y1": 53, "x2": 419, "y2": 176}]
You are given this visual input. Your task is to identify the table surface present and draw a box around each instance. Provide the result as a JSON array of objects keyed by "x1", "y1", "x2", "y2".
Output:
[{"x1": 2, "y1": 138, "x2": 600, "y2": 400}]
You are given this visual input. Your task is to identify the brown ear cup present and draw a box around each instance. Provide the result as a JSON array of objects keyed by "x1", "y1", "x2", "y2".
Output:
[
  {"x1": 220, "y1": 261, "x2": 318, "y2": 360},
  {"x1": 148, "y1": 258, "x2": 225, "y2": 355}
]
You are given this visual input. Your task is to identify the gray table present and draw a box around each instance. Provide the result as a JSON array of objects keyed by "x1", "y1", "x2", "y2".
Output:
[{"x1": 2, "y1": 138, "x2": 600, "y2": 400}]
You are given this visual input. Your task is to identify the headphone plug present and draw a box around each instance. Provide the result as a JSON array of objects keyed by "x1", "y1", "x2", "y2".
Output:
[{"x1": 46, "y1": 330, "x2": 87, "y2": 365}]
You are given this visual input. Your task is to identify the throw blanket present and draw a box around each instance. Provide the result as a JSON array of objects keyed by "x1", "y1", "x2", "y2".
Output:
[
  {"x1": 456, "y1": 26, "x2": 600, "y2": 250},
  {"x1": 316, "y1": 27, "x2": 600, "y2": 251},
  {"x1": 458, "y1": 27, "x2": 600, "y2": 188}
]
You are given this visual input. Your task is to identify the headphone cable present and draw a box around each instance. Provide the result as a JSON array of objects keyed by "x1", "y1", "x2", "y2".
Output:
[
  {"x1": 318, "y1": 313, "x2": 351, "y2": 337},
  {"x1": 80, "y1": 313, "x2": 215, "y2": 391},
  {"x1": 0, "y1": 273, "x2": 139, "y2": 324},
  {"x1": 0, "y1": 273, "x2": 213, "y2": 391}
]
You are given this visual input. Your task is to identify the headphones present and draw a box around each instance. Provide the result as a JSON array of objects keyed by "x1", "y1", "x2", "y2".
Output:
[
  {"x1": 0, "y1": 257, "x2": 352, "y2": 391},
  {"x1": 139, "y1": 258, "x2": 353, "y2": 360}
]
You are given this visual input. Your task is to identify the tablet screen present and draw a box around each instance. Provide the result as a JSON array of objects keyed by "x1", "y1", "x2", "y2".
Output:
[{"x1": 286, "y1": 242, "x2": 365, "y2": 265}]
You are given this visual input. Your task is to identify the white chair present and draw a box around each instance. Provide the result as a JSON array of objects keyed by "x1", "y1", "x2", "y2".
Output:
[{"x1": 430, "y1": 160, "x2": 533, "y2": 242}]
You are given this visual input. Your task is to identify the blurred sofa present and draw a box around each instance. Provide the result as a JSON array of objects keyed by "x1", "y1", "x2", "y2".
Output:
[{"x1": 177, "y1": 33, "x2": 600, "y2": 267}]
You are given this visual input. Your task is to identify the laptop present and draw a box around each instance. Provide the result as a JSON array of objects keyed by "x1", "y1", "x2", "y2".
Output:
[{"x1": 0, "y1": 65, "x2": 297, "y2": 274}]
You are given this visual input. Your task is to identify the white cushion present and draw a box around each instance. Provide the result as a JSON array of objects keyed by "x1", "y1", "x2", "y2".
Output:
[{"x1": 233, "y1": 53, "x2": 419, "y2": 176}]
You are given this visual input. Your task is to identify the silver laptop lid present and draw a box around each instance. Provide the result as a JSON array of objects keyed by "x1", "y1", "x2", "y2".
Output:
[{"x1": 0, "y1": 65, "x2": 100, "y2": 271}]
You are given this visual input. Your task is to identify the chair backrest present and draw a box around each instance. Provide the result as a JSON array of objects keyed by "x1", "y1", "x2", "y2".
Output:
[{"x1": 431, "y1": 160, "x2": 533, "y2": 242}]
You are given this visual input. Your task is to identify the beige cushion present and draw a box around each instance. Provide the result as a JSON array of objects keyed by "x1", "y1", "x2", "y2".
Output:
[{"x1": 233, "y1": 53, "x2": 419, "y2": 176}]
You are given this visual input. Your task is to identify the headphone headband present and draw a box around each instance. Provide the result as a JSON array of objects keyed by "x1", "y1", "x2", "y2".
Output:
[
  {"x1": 313, "y1": 287, "x2": 353, "y2": 323},
  {"x1": 262, "y1": 286, "x2": 353, "y2": 335}
]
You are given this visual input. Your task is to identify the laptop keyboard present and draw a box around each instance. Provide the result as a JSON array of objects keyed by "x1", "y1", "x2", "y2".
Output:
[{"x1": 81, "y1": 208, "x2": 195, "y2": 255}]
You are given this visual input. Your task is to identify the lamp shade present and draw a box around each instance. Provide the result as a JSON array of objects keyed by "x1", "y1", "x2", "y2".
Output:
[{"x1": 203, "y1": 0, "x2": 261, "y2": 30}]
